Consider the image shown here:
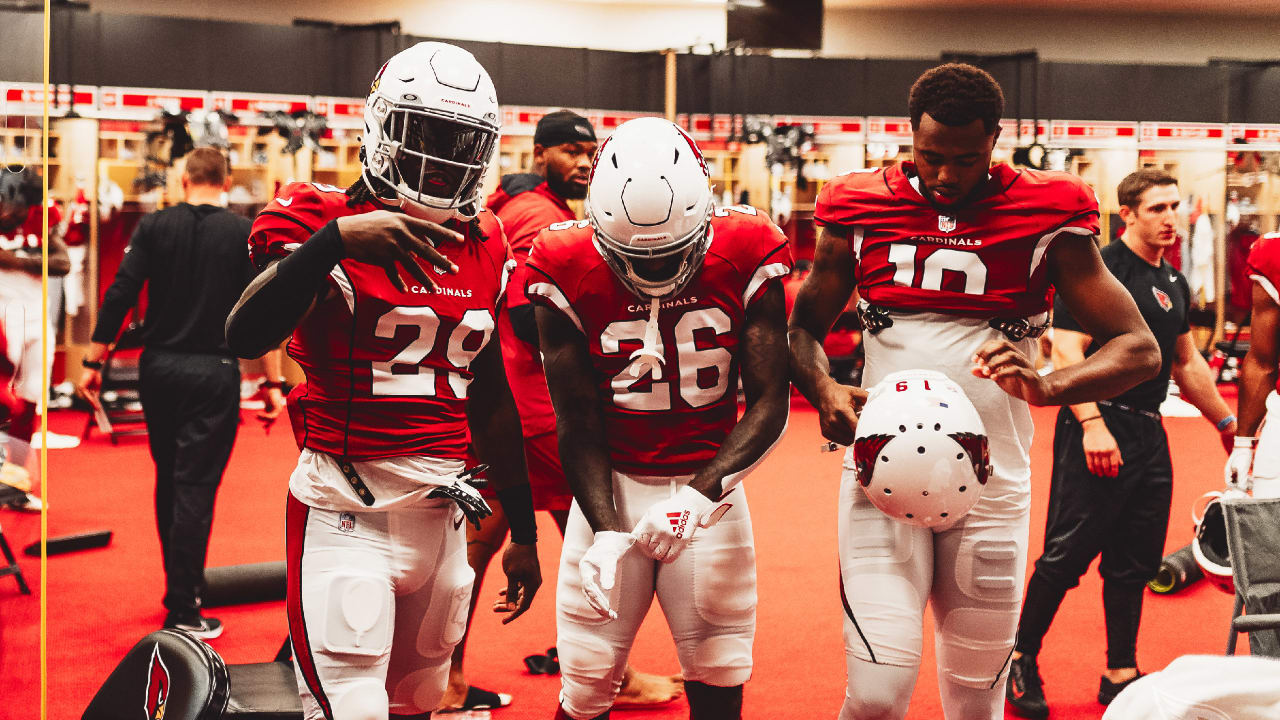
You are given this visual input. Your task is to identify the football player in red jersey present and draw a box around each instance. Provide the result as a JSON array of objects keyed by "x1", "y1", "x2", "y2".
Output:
[
  {"x1": 0, "y1": 167, "x2": 68, "y2": 510},
  {"x1": 528, "y1": 117, "x2": 792, "y2": 720},
  {"x1": 1228, "y1": 231, "x2": 1280, "y2": 498},
  {"x1": 225, "y1": 42, "x2": 541, "y2": 720},
  {"x1": 788, "y1": 64, "x2": 1160, "y2": 719}
]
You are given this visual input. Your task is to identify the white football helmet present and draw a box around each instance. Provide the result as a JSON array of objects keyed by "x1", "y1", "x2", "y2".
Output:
[
  {"x1": 1191, "y1": 490, "x2": 1244, "y2": 594},
  {"x1": 586, "y1": 117, "x2": 714, "y2": 299},
  {"x1": 361, "y1": 42, "x2": 500, "y2": 218},
  {"x1": 853, "y1": 370, "x2": 990, "y2": 528}
]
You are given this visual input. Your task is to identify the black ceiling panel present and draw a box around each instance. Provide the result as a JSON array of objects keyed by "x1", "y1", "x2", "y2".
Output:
[{"x1": 1, "y1": 10, "x2": 46, "y2": 84}]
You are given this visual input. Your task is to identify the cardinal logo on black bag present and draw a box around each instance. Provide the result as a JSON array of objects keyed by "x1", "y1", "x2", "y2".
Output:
[{"x1": 144, "y1": 644, "x2": 170, "y2": 720}]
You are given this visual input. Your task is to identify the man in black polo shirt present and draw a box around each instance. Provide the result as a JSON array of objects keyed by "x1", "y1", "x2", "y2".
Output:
[
  {"x1": 1007, "y1": 169, "x2": 1237, "y2": 717},
  {"x1": 77, "y1": 147, "x2": 283, "y2": 639}
]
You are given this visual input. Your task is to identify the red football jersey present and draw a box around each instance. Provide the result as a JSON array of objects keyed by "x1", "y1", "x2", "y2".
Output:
[
  {"x1": 492, "y1": 182, "x2": 576, "y2": 437},
  {"x1": 526, "y1": 205, "x2": 792, "y2": 475},
  {"x1": 815, "y1": 162, "x2": 1100, "y2": 318},
  {"x1": 250, "y1": 182, "x2": 511, "y2": 461},
  {"x1": 1247, "y1": 232, "x2": 1280, "y2": 392},
  {"x1": 0, "y1": 201, "x2": 63, "y2": 307}
]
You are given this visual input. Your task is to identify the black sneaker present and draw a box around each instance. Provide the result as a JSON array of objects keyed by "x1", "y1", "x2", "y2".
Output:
[
  {"x1": 1006, "y1": 654, "x2": 1049, "y2": 719},
  {"x1": 1097, "y1": 672, "x2": 1143, "y2": 705},
  {"x1": 165, "y1": 614, "x2": 224, "y2": 640}
]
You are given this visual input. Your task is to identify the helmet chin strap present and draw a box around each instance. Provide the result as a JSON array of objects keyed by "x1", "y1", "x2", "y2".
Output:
[
  {"x1": 396, "y1": 197, "x2": 458, "y2": 225},
  {"x1": 628, "y1": 296, "x2": 665, "y2": 380}
]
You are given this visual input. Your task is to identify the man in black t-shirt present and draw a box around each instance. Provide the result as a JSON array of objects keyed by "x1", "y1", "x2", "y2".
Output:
[
  {"x1": 77, "y1": 148, "x2": 284, "y2": 639},
  {"x1": 1007, "y1": 169, "x2": 1238, "y2": 718}
]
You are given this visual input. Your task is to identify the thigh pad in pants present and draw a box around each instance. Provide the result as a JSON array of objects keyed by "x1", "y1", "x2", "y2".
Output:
[
  {"x1": 838, "y1": 479, "x2": 933, "y2": 668},
  {"x1": 665, "y1": 505, "x2": 757, "y2": 686},
  {"x1": 385, "y1": 506, "x2": 474, "y2": 715},
  {"x1": 933, "y1": 503, "x2": 1028, "y2": 689}
]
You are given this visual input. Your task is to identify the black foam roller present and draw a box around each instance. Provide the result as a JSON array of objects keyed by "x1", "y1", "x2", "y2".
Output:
[
  {"x1": 202, "y1": 561, "x2": 286, "y2": 608},
  {"x1": 24, "y1": 530, "x2": 112, "y2": 557},
  {"x1": 1148, "y1": 544, "x2": 1203, "y2": 594}
]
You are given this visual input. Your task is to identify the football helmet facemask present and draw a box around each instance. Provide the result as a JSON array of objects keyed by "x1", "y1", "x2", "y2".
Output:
[
  {"x1": 853, "y1": 369, "x2": 990, "y2": 529},
  {"x1": 586, "y1": 117, "x2": 714, "y2": 299},
  {"x1": 361, "y1": 42, "x2": 500, "y2": 220}
]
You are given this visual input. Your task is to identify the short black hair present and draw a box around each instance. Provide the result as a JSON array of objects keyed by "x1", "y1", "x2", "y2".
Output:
[{"x1": 908, "y1": 63, "x2": 1005, "y2": 135}]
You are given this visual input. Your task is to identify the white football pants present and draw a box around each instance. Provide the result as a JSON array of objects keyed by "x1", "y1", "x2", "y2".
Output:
[{"x1": 556, "y1": 471, "x2": 757, "y2": 720}]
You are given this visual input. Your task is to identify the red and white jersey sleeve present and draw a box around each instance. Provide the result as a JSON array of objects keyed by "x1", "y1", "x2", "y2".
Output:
[
  {"x1": 249, "y1": 182, "x2": 512, "y2": 461},
  {"x1": 1247, "y1": 233, "x2": 1280, "y2": 306},
  {"x1": 249, "y1": 182, "x2": 367, "y2": 269},
  {"x1": 525, "y1": 205, "x2": 791, "y2": 475},
  {"x1": 814, "y1": 162, "x2": 1100, "y2": 318}
]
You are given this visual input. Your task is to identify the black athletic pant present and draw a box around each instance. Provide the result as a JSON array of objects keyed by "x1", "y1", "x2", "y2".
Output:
[
  {"x1": 1016, "y1": 405, "x2": 1173, "y2": 669},
  {"x1": 139, "y1": 349, "x2": 240, "y2": 618}
]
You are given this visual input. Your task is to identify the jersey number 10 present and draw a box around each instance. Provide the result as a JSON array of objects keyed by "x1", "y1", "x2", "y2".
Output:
[{"x1": 887, "y1": 243, "x2": 990, "y2": 294}]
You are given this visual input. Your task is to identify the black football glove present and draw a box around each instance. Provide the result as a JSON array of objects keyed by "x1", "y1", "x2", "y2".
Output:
[{"x1": 428, "y1": 465, "x2": 493, "y2": 530}]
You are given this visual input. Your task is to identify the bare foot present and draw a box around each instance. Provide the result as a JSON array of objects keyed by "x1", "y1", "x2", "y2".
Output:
[
  {"x1": 436, "y1": 677, "x2": 470, "y2": 712},
  {"x1": 613, "y1": 666, "x2": 683, "y2": 708}
]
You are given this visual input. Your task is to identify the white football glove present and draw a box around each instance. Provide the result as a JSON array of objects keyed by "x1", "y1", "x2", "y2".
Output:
[
  {"x1": 1225, "y1": 437, "x2": 1258, "y2": 493},
  {"x1": 579, "y1": 530, "x2": 635, "y2": 620},
  {"x1": 631, "y1": 485, "x2": 734, "y2": 563}
]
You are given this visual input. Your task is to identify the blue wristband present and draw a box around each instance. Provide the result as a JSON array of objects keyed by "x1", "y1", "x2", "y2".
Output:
[{"x1": 1217, "y1": 415, "x2": 1236, "y2": 432}]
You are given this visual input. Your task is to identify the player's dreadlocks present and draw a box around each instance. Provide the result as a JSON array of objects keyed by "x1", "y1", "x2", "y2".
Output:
[
  {"x1": 345, "y1": 171, "x2": 487, "y2": 241},
  {"x1": 908, "y1": 63, "x2": 1005, "y2": 134}
]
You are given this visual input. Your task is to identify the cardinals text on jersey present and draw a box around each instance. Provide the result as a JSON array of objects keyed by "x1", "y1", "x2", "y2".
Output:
[
  {"x1": 815, "y1": 162, "x2": 1100, "y2": 318},
  {"x1": 249, "y1": 182, "x2": 510, "y2": 461},
  {"x1": 525, "y1": 205, "x2": 791, "y2": 475}
]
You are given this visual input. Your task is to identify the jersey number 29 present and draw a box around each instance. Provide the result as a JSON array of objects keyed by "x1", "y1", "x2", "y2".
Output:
[{"x1": 370, "y1": 306, "x2": 494, "y2": 398}]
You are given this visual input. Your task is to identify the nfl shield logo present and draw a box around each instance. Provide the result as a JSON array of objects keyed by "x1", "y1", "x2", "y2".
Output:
[
  {"x1": 938, "y1": 215, "x2": 957, "y2": 232},
  {"x1": 339, "y1": 512, "x2": 356, "y2": 533},
  {"x1": 1152, "y1": 286, "x2": 1173, "y2": 311}
]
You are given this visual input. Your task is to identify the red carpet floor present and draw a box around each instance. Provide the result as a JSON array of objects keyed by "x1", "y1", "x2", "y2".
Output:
[{"x1": 4, "y1": 402, "x2": 1242, "y2": 719}]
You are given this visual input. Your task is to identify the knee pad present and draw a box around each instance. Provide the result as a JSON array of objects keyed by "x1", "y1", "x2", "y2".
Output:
[
  {"x1": 557, "y1": 631, "x2": 623, "y2": 719},
  {"x1": 684, "y1": 634, "x2": 753, "y2": 687},
  {"x1": 320, "y1": 572, "x2": 393, "y2": 658},
  {"x1": 936, "y1": 607, "x2": 1017, "y2": 689},
  {"x1": 331, "y1": 678, "x2": 389, "y2": 720},
  {"x1": 839, "y1": 656, "x2": 915, "y2": 720},
  {"x1": 388, "y1": 664, "x2": 451, "y2": 717},
  {"x1": 938, "y1": 528, "x2": 1022, "y2": 689}
]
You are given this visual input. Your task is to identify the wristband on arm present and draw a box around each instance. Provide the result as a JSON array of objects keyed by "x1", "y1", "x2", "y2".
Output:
[
  {"x1": 496, "y1": 483, "x2": 538, "y2": 545},
  {"x1": 1217, "y1": 415, "x2": 1237, "y2": 432}
]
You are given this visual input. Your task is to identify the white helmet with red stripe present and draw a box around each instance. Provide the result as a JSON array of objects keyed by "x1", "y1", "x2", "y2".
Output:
[
  {"x1": 586, "y1": 117, "x2": 714, "y2": 299},
  {"x1": 853, "y1": 370, "x2": 990, "y2": 528}
]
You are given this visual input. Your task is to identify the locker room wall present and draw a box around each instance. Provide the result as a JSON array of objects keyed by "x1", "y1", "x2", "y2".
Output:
[
  {"x1": 823, "y1": 8, "x2": 1280, "y2": 66},
  {"x1": 5, "y1": 8, "x2": 1280, "y2": 124}
]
